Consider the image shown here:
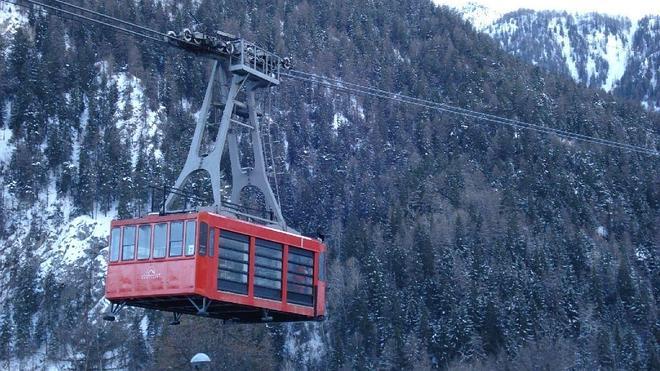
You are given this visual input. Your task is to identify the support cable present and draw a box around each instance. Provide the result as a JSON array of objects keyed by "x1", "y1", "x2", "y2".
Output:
[
  {"x1": 48, "y1": 0, "x2": 171, "y2": 39},
  {"x1": 282, "y1": 71, "x2": 659, "y2": 156},
  {"x1": 285, "y1": 70, "x2": 658, "y2": 154},
  {"x1": 3, "y1": 0, "x2": 656, "y2": 156},
  {"x1": 3, "y1": 0, "x2": 189, "y2": 46}
]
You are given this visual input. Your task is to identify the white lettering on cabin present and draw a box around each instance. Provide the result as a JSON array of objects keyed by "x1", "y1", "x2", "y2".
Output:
[{"x1": 141, "y1": 268, "x2": 162, "y2": 280}]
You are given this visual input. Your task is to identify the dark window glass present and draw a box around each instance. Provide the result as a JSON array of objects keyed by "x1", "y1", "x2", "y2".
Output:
[
  {"x1": 255, "y1": 256, "x2": 282, "y2": 269},
  {"x1": 110, "y1": 228, "x2": 121, "y2": 262},
  {"x1": 220, "y1": 248, "x2": 249, "y2": 262},
  {"x1": 137, "y1": 225, "x2": 151, "y2": 260},
  {"x1": 288, "y1": 263, "x2": 313, "y2": 276},
  {"x1": 198, "y1": 222, "x2": 208, "y2": 256},
  {"x1": 254, "y1": 239, "x2": 283, "y2": 300},
  {"x1": 121, "y1": 226, "x2": 136, "y2": 261},
  {"x1": 153, "y1": 223, "x2": 167, "y2": 258},
  {"x1": 287, "y1": 247, "x2": 314, "y2": 306},
  {"x1": 288, "y1": 272, "x2": 313, "y2": 285},
  {"x1": 288, "y1": 253, "x2": 313, "y2": 267},
  {"x1": 169, "y1": 222, "x2": 183, "y2": 257},
  {"x1": 255, "y1": 277, "x2": 281, "y2": 289},
  {"x1": 218, "y1": 231, "x2": 250, "y2": 294},
  {"x1": 209, "y1": 228, "x2": 215, "y2": 257},
  {"x1": 219, "y1": 259, "x2": 248, "y2": 272},
  {"x1": 185, "y1": 221, "x2": 196, "y2": 256}
]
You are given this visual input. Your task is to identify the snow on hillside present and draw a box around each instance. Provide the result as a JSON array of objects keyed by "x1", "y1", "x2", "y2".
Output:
[
  {"x1": 112, "y1": 71, "x2": 165, "y2": 166},
  {"x1": 0, "y1": 2, "x2": 26, "y2": 35},
  {"x1": 488, "y1": 12, "x2": 639, "y2": 92},
  {"x1": 442, "y1": 2, "x2": 660, "y2": 110},
  {"x1": 450, "y1": 1, "x2": 503, "y2": 30},
  {"x1": 0, "y1": 55, "x2": 165, "y2": 368}
]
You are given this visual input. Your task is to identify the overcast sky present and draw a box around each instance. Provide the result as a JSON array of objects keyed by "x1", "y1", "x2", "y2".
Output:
[{"x1": 435, "y1": 0, "x2": 660, "y2": 19}]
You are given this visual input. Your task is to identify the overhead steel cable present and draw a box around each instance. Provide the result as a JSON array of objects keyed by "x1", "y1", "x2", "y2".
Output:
[
  {"x1": 48, "y1": 0, "x2": 171, "y2": 39},
  {"x1": 285, "y1": 70, "x2": 659, "y2": 155},
  {"x1": 282, "y1": 71, "x2": 659, "y2": 156},
  {"x1": 287, "y1": 70, "x2": 656, "y2": 154},
  {"x1": 3, "y1": 0, "x2": 657, "y2": 156},
  {"x1": 3, "y1": 0, "x2": 194, "y2": 47},
  {"x1": 5, "y1": 0, "x2": 166, "y2": 43}
]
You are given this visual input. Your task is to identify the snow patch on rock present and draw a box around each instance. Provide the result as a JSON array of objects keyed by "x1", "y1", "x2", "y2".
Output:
[{"x1": 0, "y1": 2, "x2": 27, "y2": 36}]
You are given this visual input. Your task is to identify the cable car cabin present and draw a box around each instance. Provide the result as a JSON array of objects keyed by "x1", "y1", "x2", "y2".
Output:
[{"x1": 105, "y1": 211, "x2": 326, "y2": 323}]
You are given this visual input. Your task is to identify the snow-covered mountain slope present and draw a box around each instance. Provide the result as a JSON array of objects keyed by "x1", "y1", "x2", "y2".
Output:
[
  {"x1": 450, "y1": 5, "x2": 660, "y2": 111},
  {"x1": 0, "y1": 2, "x2": 26, "y2": 35}
]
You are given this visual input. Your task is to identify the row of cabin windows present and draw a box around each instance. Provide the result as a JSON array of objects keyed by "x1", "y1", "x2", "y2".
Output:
[
  {"x1": 216, "y1": 230, "x2": 315, "y2": 306},
  {"x1": 109, "y1": 220, "x2": 196, "y2": 262}
]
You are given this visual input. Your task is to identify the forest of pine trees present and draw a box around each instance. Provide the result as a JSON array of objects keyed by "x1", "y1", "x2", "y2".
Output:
[{"x1": 0, "y1": 0, "x2": 657, "y2": 369}]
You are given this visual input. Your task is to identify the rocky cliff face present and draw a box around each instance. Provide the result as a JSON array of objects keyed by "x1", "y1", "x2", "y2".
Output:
[{"x1": 456, "y1": 4, "x2": 660, "y2": 110}]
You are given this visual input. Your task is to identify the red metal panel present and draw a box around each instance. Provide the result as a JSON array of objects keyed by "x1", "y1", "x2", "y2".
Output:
[
  {"x1": 282, "y1": 244, "x2": 288, "y2": 304},
  {"x1": 194, "y1": 224, "x2": 216, "y2": 298},
  {"x1": 316, "y1": 281, "x2": 326, "y2": 317},
  {"x1": 106, "y1": 258, "x2": 196, "y2": 299}
]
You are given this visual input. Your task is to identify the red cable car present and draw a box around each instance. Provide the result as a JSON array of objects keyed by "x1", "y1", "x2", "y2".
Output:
[
  {"x1": 103, "y1": 36, "x2": 326, "y2": 324},
  {"x1": 105, "y1": 211, "x2": 326, "y2": 323}
]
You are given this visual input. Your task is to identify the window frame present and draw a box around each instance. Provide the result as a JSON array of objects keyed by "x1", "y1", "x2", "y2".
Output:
[
  {"x1": 254, "y1": 238, "x2": 283, "y2": 300},
  {"x1": 153, "y1": 222, "x2": 168, "y2": 259},
  {"x1": 110, "y1": 227, "x2": 121, "y2": 262},
  {"x1": 185, "y1": 220, "x2": 197, "y2": 256},
  {"x1": 121, "y1": 226, "x2": 137, "y2": 261},
  {"x1": 137, "y1": 224, "x2": 152, "y2": 260},
  {"x1": 217, "y1": 230, "x2": 250, "y2": 294},
  {"x1": 169, "y1": 221, "x2": 184, "y2": 257}
]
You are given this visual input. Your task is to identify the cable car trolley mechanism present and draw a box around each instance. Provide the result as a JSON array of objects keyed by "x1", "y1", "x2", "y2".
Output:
[{"x1": 104, "y1": 26, "x2": 326, "y2": 324}]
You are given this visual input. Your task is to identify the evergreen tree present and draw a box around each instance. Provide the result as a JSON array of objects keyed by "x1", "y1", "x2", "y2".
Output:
[{"x1": 0, "y1": 314, "x2": 12, "y2": 363}]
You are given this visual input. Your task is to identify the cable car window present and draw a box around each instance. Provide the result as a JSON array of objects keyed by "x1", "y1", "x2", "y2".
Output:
[
  {"x1": 255, "y1": 256, "x2": 282, "y2": 269},
  {"x1": 121, "y1": 226, "x2": 136, "y2": 261},
  {"x1": 110, "y1": 228, "x2": 120, "y2": 262},
  {"x1": 209, "y1": 228, "x2": 215, "y2": 257},
  {"x1": 137, "y1": 225, "x2": 152, "y2": 260},
  {"x1": 218, "y1": 230, "x2": 249, "y2": 294},
  {"x1": 255, "y1": 239, "x2": 283, "y2": 300},
  {"x1": 288, "y1": 263, "x2": 313, "y2": 276},
  {"x1": 153, "y1": 223, "x2": 167, "y2": 258},
  {"x1": 169, "y1": 222, "x2": 183, "y2": 257},
  {"x1": 287, "y1": 247, "x2": 314, "y2": 306},
  {"x1": 198, "y1": 222, "x2": 208, "y2": 256},
  {"x1": 219, "y1": 259, "x2": 248, "y2": 272},
  {"x1": 185, "y1": 220, "x2": 196, "y2": 256},
  {"x1": 255, "y1": 277, "x2": 281, "y2": 289},
  {"x1": 320, "y1": 251, "x2": 326, "y2": 281},
  {"x1": 287, "y1": 282, "x2": 314, "y2": 295},
  {"x1": 288, "y1": 253, "x2": 313, "y2": 267}
]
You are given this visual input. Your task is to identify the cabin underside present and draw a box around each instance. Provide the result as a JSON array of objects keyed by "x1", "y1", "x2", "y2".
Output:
[{"x1": 109, "y1": 295, "x2": 317, "y2": 323}]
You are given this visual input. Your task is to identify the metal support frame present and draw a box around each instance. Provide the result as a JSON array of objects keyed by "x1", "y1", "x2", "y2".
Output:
[
  {"x1": 187, "y1": 296, "x2": 211, "y2": 316},
  {"x1": 261, "y1": 309, "x2": 273, "y2": 322},
  {"x1": 165, "y1": 59, "x2": 287, "y2": 230},
  {"x1": 170, "y1": 312, "x2": 182, "y2": 326},
  {"x1": 102, "y1": 301, "x2": 126, "y2": 321}
]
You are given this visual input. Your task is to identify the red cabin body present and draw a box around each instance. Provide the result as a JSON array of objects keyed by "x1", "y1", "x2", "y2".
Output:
[{"x1": 105, "y1": 211, "x2": 326, "y2": 323}]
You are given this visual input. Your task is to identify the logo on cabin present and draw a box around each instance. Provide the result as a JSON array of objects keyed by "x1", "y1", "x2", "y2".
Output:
[{"x1": 141, "y1": 268, "x2": 161, "y2": 280}]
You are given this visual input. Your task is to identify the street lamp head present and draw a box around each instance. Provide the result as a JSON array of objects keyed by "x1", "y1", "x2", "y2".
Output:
[{"x1": 190, "y1": 353, "x2": 211, "y2": 368}]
